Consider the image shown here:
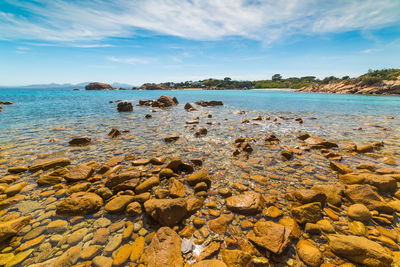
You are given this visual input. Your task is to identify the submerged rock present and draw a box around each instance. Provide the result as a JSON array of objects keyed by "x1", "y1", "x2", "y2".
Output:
[
  {"x1": 56, "y1": 192, "x2": 103, "y2": 216},
  {"x1": 69, "y1": 137, "x2": 91, "y2": 146},
  {"x1": 194, "y1": 100, "x2": 223, "y2": 107},
  {"x1": 0, "y1": 216, "x2": 30, "y2": 243},
  {"x1": 29, "y1": 157, "x2": 71, "y2": 172},
  {"x1": 247, "y1": 221, "x2": 291, "y2": 254},
  {"x1": 226, "y1": 191, "x2": 264, "y2": 215}
]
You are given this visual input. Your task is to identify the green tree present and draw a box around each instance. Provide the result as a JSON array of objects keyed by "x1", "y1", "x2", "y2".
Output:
[{"x1": 272, "y1": 74, "x2": 282, "y2": 81}]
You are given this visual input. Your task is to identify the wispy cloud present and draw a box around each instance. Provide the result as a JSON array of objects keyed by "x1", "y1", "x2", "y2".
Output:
[
  {"x1": 361, "y1": 48, "x2": 381, "y2": 54},
  {"x1": 0, "y1": 0, "x2": 399, "y2": 44},
  {"x1": 106, "y1": 56, "x2": 152, "y2": 65}
]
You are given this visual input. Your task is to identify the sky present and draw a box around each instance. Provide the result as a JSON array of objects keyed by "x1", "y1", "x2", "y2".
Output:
[{"x1": 0, "y1": 0, "x2": 400, "y2": 86}]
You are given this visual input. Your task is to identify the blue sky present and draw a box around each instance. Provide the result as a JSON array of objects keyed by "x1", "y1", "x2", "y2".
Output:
[{"x1": 0, "y1": 0, "x2": 400, "y2": 86}]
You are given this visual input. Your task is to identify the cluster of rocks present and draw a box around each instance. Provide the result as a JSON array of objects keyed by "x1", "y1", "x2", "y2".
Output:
[
  {"x1": 138, "y1": 96, "x2": 178, "y2": 108},
  {"x1": 0, "y1": 101, "x2": 14, "y2": 112},
  {"x1": 298, "y1": 77, "x2": 400, "y2": 95},
  {"x1": 85, "y1": 82, "x2": 116, "y2": 91}
]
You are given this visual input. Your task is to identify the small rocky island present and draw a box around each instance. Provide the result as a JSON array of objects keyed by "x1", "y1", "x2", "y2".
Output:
[{"x1": 85, "y1": 82, "x2": 116, "y2": 91}]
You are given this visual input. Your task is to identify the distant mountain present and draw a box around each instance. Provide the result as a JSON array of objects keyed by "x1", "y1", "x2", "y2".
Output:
[{"x1": 0, "y1": 82, "x2": 134, "y2": 89}]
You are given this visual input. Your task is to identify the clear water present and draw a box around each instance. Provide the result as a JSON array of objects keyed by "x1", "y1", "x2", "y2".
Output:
[{"x1": 0, "y1": 88, "x2": 400, "y2": 266}]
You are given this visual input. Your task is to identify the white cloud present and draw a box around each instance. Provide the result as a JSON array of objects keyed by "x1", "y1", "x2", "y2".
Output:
[
  {"x1": 106, "y1": 56, "x2": 152, "y2": 65},
  {"x1": 0, "y1": 0, "x2": 399, "y2": 44}
]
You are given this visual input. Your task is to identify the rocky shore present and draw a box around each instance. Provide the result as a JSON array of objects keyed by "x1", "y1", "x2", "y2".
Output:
[
  {"x1": 0, "y1": 95, "x2": 399, "y2": 267},
  {"x1": 297, "y1": 78, "x2": 400, "y2": 95}
]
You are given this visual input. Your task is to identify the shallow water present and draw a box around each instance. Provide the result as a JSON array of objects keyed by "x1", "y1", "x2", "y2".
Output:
[{"x1": 0, "y1": 88, "x2": 400, "y2": 266}]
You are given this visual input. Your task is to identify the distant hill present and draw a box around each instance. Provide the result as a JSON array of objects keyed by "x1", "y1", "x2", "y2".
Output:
[{"x1": 0, "y1": 82, "x2": 134, "y2": 89}]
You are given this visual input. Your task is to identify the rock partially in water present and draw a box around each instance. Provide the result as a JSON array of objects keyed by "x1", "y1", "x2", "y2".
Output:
[
  {"x1": 296, "y1": 239, "x2": 323, "y2": 267},
  {"x1": 194, "y1": 100, "x2": 223, "y2": 107},
  {"x1": 29, "y1": 157, "x2": 71, "y2": 172},
  {"x1": 144, "y1": 198, "x2": 187, "y2": 226},
  {"x1": 291, "y1": 202, "x2": 322, "y2": 224},
  {"x1": 117, "y1": 102, "x2": 133, "y2": 112},
  {"x1": 142, "y1": 227, "x2": 183, "y2": 267},
  {"x1": 247, "y1": 221, "x2": 291, "y2": 254},
  {"x1": 64, "y1": 163, "x2": 94, "y2": 182},
  {"x1": 328, "y1": 234, "x2": 393, "y2": 267},
  {"x1": 69, "y1": 137, "x2": 91, "y2": 146}
]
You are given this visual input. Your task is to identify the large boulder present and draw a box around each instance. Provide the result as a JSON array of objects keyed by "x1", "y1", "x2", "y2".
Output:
[
  {"x1": 247, "y1": 221, "x2": 291, "y2": 254},
  {"x1": 226, "y1": 191, "x2": 264, "y2": 215},
  {"x1": 29, "y1": 157, "x2": 71, "y2": 172},
  {"x1": 157, "y1": 95, "x2": 177, "y2": 107},
  {"x1": 344, "y1": 184, "x2": 392, "y2": 213},
  {"x1": 339, "y1": 172, "x2": 397, "y2": 194},
  {"x1": 142, "y1": 227, "x2": 183, "y2": 267},
  {"x1": 144, "y1": 198, "x2": 187, "y2": 226},
  {"x1": 56, "y1": 192, "x2": 103, "y2": 216},
  {"x1": 328, "y1": 234, "x2": 393, "y2": 267},
  {"x1": 0, "y1": 216, "x2": 30, "y2": 243},
  {"x1": 85, "y1": 82, "x2": 115, "y2": 90}
]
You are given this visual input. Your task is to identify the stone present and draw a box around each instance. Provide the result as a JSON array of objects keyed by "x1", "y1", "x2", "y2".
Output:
[
  {"x1": 105, "y1": 171, "x2": 140, "y2": 190},
  {"x1": 263, "y1": 206, "x2": 282, "y2": 218},
  {"x1": 328, "y1": 234, "x2": 393, "y2": 267},
  {"x1": 291, "y1": 202, "x2": 322, "y2": 224},
  {"x1": 194, "y1": 128, "x2": 208, "y2": 137},
  {"x1": 54, "y1": 245, "x2": 81, "y2": 267},
  {"x1": 117, "y1": 102, "x2": 133, "y2": 112},
  {"x1": 279, "y1": 217, "x2": 301, "y2": 239},
  {"x1": 311, "y1": 184, "x2": 343, "y2": 206},
  {"x1": 80, "y1": 245, "x2": 102, "y2": 260},
  {"x1": 296, "y1": 240, "x2": 323, "y2": 267},
  {"x1": 125, "y1": 201, "x2": 142, "y2": 217},
  {"x1": 104, "y1": 234, "x2": 122, "y2": 254},
  {"x1": 46, "y1": 220, "x2": 69, "y2": 233},
  {"x1": 135, "y1": 176, "x2": 160, "y2": 194},
  {"x1": 164, "y1": 136, "x2": 180, "y2": 143},
  {"x1": 157, "y1": 95, "x2": 178, "y2": 107},
  {"x1": 294, "y1": 189, "x2": 327, "y2": 205},
  {"x1": 247, "y1": 221, "x2": 291, "y2": 254},
  {"x1": 226, "y1": 191, "x2": 264, "y2": 215},
  {"x1": 144, "y1": 198, "x2": 187, "y2": 226},
  {"x1": 113, "y1": 244, "x2": 131, "y2": 266},
  {"x1": 187, "y1": 171, "x2": 211, "y2": 186},
  {"x1": 93, "y1": 256, "x2": 113, "y2": 267},
  {"x1": 7, "y1": 167, "x2": 27, "y2": 174},
  {"x1": 220, "y1": 249, "x2": 251, "y2": 267},
  {"x1": 130, "y1": 236, "x2": 145, "y2": 262},
  {"x1": 192, "y1": 260, "x2": 227, "y2": 267},
  {"x1": 304, "y1": 136, "x2": 338, "y2": 149},
  {"x1": 67, "y1": 228, "x2": 87, "y2": 245},
  {"x1": 16, "y1": 234, "x2": 45, "y2": 251},
  {"x1": 37, "y1": 174, "x2": 63, "y2": 186},
  {"x1": 347, "y1": 204, "x2": 372, "y2": 222},
  {"x1": 105, "y1": 195, "x2": 134, "y2": 214},
  {"x1": 344, "y1": 184, "x2": 392, "y2": 213},
  {"x1": 93, "y1": 228, "x2": 109, "y2": 244},
  {"x1": 340, "y1": 173, "x2": 397, "y2": 193},
  {"x1": 0, "y1": 216, "x2": 30, "y2": 243},
  {"x1": 107, "y1": 128, "x2": 121, "y2": 138},
  {"x1": 5, "y1": 249, "x2": 33, "y2": 267},
  {"x1": 142, "y1": 227, "x2": 183, "y2": 267},
  {"x1": 330, "y1": 161, "x2": 353, "y2": 174},
  {"x1": 4, "y1": 182, "x2": 27, "y2": 197},
  {"x1": 68, "y1": 137, "x2": 91, "y2": 146},
  {"x1": 169, "y1": 178, "x2": 185, "y2": 198},
  {"x1": 198, "y1": 241, "x2": 220, "y2": 261},
  {"x1": 280, "y1": 149, "x2": 293, "y2": 160},
  {"x1": 29, "y1": 157, "x2": 71, "y2": 172},
  {"x1": 64, "y1": 164, "x2": 94, "y2": 182},
  {"x1": 194, "y1": 100, "x2": 223, "y2": 107},
  {"x1": 56, "y1": 192, "x2": 103, "y2": 216}
]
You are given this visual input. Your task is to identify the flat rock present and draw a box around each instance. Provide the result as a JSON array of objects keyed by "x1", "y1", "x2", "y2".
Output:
[
  {"x1": 142, "y1": 227, "x2": 183, "y2": 267},
  {"x1": 29, "y1": 157, "x2": 71, "y2": 172},
  {"x1": 104, "y1": 195, "x2": 134, "y2": 214},
  {"x1": 226, "y1": 191, "x2": 264, "y2": 215},
  {"x1": 344, "y1": 184, "x2": 393, "y2": 213},
  {"x1": 56, "y1": 192, "x2": 103, "y2": 216},
  {"x1": 0, "y1": 216, "x2": 30, "y2": 243},
  {"x1": 64, "y1": 164, "x2": 94, "y2": 182},
  {"x1": 247, "y1": 221, "x2": 291, "y2": 254},
  {"x1": 291, "y1": 202, "x2": 322, "y2": 224},
  {"x1": 328, "y1": 234, "x2": 393, "y2": 267},
  {"x1": 340, "y1": 172, "x2": 397, "y2": 193}
]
